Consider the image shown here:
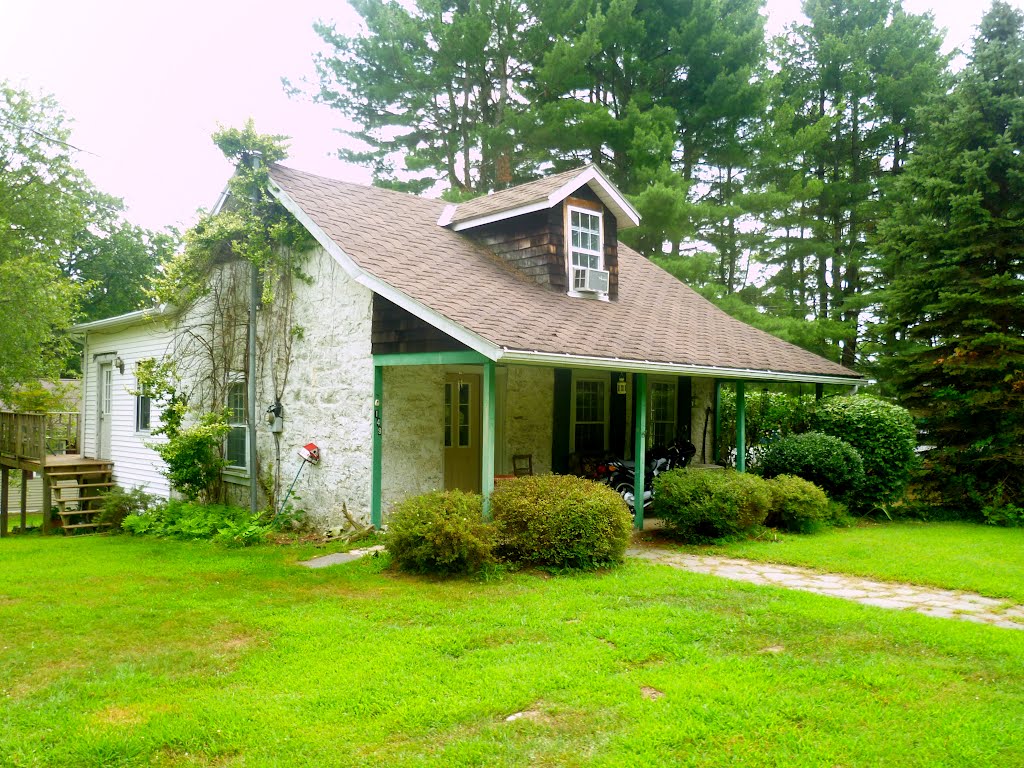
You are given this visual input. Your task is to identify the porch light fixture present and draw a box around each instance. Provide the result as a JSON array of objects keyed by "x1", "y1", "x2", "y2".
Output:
[{"x1": 114, "y1": 356, "x2": 125, "y2": 374}]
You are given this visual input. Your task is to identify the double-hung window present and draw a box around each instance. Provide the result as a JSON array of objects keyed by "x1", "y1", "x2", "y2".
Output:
[
  {"x1": 571, "y1": 375, "x2": 609, "y2": 453},
  {"x1": 225, "y1": 379, "x2": 248, "y2": 470},
  {"x1": 135, "y1": 391, "x2": 152, "y2": 433},
  {"x1": 568, "y1": 206, "x2": 604, "y2": 292},
  {"x1": 649, "y1": 380, "x2": 678, "y2": 449}
]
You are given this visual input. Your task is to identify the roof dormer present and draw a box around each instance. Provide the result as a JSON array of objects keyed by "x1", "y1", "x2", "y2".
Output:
[{"x1": 438, "y1": 165, "x2": 640, "y2": 301}]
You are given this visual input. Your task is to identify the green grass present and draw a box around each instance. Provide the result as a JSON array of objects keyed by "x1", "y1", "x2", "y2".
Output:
[
  {"x1": 1, "y1": 534, "x2": 1023, "y2": 767},
  {"x1": 683, "y1": 521, "x2": 1024, "y2": 602}
]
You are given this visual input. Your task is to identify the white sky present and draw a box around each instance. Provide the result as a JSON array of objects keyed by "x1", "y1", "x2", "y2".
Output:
[{"x1": 0, "y1": 0, "x2": 1017, "y2": 232}]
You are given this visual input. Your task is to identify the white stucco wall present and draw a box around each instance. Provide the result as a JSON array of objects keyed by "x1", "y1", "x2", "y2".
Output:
[
  {"x1": 80, "y1": 320, "x2": 175, "y2": 497},
  {"x1": 381, "y1": 365, "x2": 445, "y2": 517},
  {"x1": 690, "y1": 376, "x2": 716, "y2": 464},
  {"x1": 503, "y1": 365, "x2": 553, "y2": 475}
]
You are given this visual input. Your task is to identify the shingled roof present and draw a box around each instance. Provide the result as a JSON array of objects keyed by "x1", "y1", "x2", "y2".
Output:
[
  {"x1": 268, "y1": 164, "x2": 861, "y2": 384},
  {"x1": 439, "y1": 164, "x2": 641, "y2": 232}
]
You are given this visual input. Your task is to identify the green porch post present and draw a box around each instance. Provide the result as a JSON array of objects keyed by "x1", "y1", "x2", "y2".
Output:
[
  {"x1": 735, "y1": 381, "x2": 746, "y2": 473},
  {"x1": 815, "y1": 382, "x2": 824, "y2": 401},
  {"x1": 633, "y1": 372, "x2": 647, "y2": 530},
  {"x1": 371, "y1": 364, "x2": 383, "y2": 529},
  {"x1": 481, "y1": 360, "x2": 496, "y2": 520},
  {"x1": 713, "y1": 380, "x2": 722, "y2": 464}
]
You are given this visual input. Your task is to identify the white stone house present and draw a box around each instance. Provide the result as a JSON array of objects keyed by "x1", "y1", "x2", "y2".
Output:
[{"x1": 73, "y1": 164, "x2": 862, "y2": 529}]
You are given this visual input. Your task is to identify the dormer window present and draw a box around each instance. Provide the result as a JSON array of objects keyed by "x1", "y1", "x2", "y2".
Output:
[{"x1": 567, "y1": 204, "x2": 608, "y2": 296}]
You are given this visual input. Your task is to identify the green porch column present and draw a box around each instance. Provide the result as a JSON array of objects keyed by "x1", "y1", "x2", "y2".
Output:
[
  {"x1": 735, "y1": 381, "x2": 746, "y2": 473},
  {"x1": 633, "y1": 372, "x2": 647, "y2": 530},
  {"x1": 371, "y1": 364, "x2": 383, "y2": 529},
  {"x1": 481, "y1": 360, "x2": 496, "y2": 520}
]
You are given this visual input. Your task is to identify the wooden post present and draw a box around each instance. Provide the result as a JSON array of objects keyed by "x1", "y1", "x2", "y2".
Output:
[
  {"x1": 633, "y1": 372, "x2": 648, "y2": 530},
  {"x1": 713, "y1": 380, "x2": 722, "y2": 464},
  {"x1": 371, "y1": 364, "x2": 383, "y2": 530},
  {"x1": 20, "y1": 470, "x2": 28, "y2": 531},
  {"x1": 40, "y1": 468, "x2": 51, "y2": 535},
  {"x1": 736, "y1": 381, "x2": 746, "y2": 473},
  {"x1": 1, "y1": 466, "x2": 8, "y2": 537},
  {"x1": 481, "y1": 360, "x2": 496, "y2": 521}
]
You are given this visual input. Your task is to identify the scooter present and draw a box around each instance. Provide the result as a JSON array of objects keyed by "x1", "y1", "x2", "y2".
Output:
[{"x1": 601, "y1": 439, "x2": 696, "y2": 511}]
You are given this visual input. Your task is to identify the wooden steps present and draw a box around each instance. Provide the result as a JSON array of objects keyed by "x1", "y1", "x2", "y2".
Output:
[{"x1": 47, "y1": 461, "x2": 115, "y2": 536}]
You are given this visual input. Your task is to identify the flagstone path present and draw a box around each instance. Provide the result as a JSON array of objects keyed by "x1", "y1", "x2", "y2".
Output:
[{"x1": 628, "y1": 546, "x2": 1024, "y2": 630}]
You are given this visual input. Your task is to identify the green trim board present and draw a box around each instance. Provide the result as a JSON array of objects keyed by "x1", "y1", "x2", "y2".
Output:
[
  {"x1": 633, "y1": 372, "x2": 647, "y2": 530},
  {"x1": 481, "y1": 361, "x2": 496, "y2": 520},
  {"x1": 373, "y1": 351, "x2": 488, "y2": 367},
  {"x1": 371, "y1": 365, "x2": 383, "y2": 529},
  {"x1": 735, "y1": 380, "x2": 746, "y2": 473}
]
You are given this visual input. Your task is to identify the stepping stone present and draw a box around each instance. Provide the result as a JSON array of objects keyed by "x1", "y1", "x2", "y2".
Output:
[{"x1": 299, "y1": 545, "x2": 385, "y2": 569}]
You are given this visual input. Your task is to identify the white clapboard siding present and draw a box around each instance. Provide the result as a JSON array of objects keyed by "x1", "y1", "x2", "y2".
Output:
[
  {"x1": 82, "y1": 319, "x2": 175, "y2": 498},
  {"x1": 4, "y1": 476, "x2": 43, "y2": 513}
]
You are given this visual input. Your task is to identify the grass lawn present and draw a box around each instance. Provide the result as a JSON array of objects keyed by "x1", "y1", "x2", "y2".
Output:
[
  {"x1": 2, "y1": 535, "x2": 1023, "y2": 767},
  {"x1": 682, "y1": 521, "x2": 1024, "y2": 603}
]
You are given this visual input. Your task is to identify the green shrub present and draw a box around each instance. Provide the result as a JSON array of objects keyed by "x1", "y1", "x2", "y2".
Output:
[
  {"x1": 766, "y1": 475, "x2": 830, "y2": 533},
  {"x1": 152, "y1": 412, "x2": 229, "y2": 502},
  {"x1": 491, "y1": 475, "x2": 631, "y2": 570},
  {"x1": 95, "y1": 486, "x2": 157, "y2": 530},
  {"x1": 385, "y1": 490, "x2": 494, "y2": 575},
  {"x1": 758, "y1": 432, "x2": 865, "y2": 503},
  {"x1": 653, "y1": 469, "x2": 772, "y2": 542},
  {"x1": 121, "y1": 500, "x2": 256, "y2": 541},
  {"x1": 811, "y1": 395, "x2": 917, "y2": 512}
]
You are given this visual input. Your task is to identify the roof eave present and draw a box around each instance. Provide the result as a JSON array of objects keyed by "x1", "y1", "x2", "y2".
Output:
[
  {"x1": 69, "y1": 306, "x2": 171, "y2": 337},
  {"x1": 447, "y1": 165, "x2": 641, "y2": 232},
  {"x1": 498, "y1": 349, "x2": 863, "y2": 386}
]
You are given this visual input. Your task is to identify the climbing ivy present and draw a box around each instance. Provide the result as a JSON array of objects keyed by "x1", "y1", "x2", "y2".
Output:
[{"x1": 150, "y1": 120, "x2": 314, "y2": 309}]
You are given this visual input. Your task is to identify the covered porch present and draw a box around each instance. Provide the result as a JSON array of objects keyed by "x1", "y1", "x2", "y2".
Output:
[{"x1": 369, "y1": 352, "x2": 849, "y2": 530}]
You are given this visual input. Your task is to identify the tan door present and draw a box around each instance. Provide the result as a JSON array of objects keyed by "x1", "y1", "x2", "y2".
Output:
[
  {"x1": 444, "y1": 374, "x2": 481, "y2": 493},
  {"x1": 97, "y1": 362, "x2": 113, "y2": 459}
]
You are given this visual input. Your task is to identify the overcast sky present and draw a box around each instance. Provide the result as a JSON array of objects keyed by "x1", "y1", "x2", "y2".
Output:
[{"x1": 0, "y1": 0, "x2": 1016, "y2": 232}]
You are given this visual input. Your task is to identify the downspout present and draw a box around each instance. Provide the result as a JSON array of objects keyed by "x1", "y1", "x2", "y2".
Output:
[{"x1": 247, "y1": 157, "x2": 261, "y2": 516}]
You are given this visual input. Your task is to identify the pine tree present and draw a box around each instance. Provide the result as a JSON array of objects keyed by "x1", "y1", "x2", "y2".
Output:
[{"x1": 878, "y1": 1, "x2": 1024, "y2": 515}]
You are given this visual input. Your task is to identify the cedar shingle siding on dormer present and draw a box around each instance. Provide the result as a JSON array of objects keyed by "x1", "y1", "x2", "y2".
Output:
[
  {"x1": 371, "y1": 295, "x2": 471, "y2": 355},
  {"x1": 464, "y1": 185, "x2": 619, "y2": 299}
]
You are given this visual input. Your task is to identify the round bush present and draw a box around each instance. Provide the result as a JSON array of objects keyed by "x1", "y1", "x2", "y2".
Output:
[
  {"x1": 811, "y1": 395, "x2": 917, "y2": 511},
  {"x1": 758, "y1": 431, "x2": 865, "y2": 503},
  {"x1": 766, "y1": 474, "x2": 830, "y2": 533},
  {"x1": 491, "y1": 475, "x2": 632, "y2": 570},
  {"x1": 385, "y1": 490, "x2": 494, "y2": 575},
  {"x1": 653, "y1": 468, "x2": 772, "y2": 542}
]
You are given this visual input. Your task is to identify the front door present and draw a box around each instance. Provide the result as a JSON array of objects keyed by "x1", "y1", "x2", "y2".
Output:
[
  {"x1": 97, "y1": 362, "x2": 113, "y2": 459},
  {"x1": 444, "y1": 373, "x2": 481, "y2": 493}
]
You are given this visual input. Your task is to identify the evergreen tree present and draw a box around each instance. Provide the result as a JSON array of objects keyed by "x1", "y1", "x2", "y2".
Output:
[{"x1": 877, "y1": 1, "x2": 1024, "y2": 515}]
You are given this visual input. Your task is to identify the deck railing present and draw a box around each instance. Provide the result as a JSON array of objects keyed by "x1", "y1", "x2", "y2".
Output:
[{"x1": 0, "y1": 411, "x2": 81, "y2": 463}]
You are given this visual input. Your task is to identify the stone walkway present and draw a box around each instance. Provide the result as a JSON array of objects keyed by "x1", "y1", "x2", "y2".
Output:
[
  {"x1": 298, "y1": 545, "x2": 385, "y2": 569},
  {"x1": 628, "y1": 547, "x2": 1024, "y2": 630}
]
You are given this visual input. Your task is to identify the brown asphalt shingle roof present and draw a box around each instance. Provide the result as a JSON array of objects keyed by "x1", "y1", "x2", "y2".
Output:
[
  {"x1": 446, "y1": 166, "x2": 598, "y2": 225},
  {"x1": 270, "y1": 164, "x2": 860, "y2": 381}
]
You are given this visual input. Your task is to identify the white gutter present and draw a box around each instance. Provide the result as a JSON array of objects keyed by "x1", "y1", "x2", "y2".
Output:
[
  {"x1": 69, "y1": 305, "x2": 171, "y2": 336},
  {"x1": 498, "y1": 349, "x2": 863, "y2": 386},
  {"x1": 267, "y1": 179, "x2": 501, "y2": 361}
]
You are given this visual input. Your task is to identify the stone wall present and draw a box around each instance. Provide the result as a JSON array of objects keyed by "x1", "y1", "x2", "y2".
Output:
[
  {"x1": 258, "y1": 247, "x2": 375, "y2": 528},
  {"x1": 503, "y1": 366, "x2": 553, "y2": 475},
  {"x1": 690, "y1": 377, "x2": 717, "y2": 464}
]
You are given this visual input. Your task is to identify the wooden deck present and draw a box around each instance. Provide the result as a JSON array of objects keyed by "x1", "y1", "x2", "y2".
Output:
[{"x1": 1, "y1": 411, "x2": 114, "y2": 536}]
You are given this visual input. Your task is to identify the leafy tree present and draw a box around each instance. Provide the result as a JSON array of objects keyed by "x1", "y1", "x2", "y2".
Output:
[
  {"x1": 0, "y1": 83, "x2": 84, "y2": 395},
  {"x1": 750, "y1": 0, "x2": 947, "y2": 366},
  {"x1": 305, "y1": 0, "x2": 540, "y2": 195},
  {"x1": 877, "y1": 1, "x2": 1024, "y2": 514}
]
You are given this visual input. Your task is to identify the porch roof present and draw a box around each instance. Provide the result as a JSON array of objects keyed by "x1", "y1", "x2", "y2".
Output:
[{"x1": 269, "y1": 164, "x2": 862, "y2": 386}]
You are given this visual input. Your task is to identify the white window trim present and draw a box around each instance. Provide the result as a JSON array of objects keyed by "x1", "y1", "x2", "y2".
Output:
[
  {"x1": 565, "y1": 203, "x2": 610, "y2": 301},
  {"x1": 224, "y1": 376, "x2": 249, "y2": 474},
  {"x1": 569, "y1": 370, "x2": 610, "y2": 453},
  {"x1": 135, "y1": 394, "x2": 152, "y2": 434}
]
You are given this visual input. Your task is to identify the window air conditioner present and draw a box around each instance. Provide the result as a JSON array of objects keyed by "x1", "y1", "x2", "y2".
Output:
[{"x1": 575, "y1": 267, "x2": 609, "y2": 294}]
